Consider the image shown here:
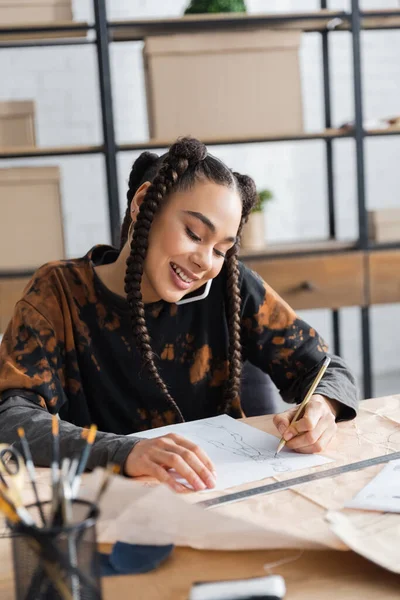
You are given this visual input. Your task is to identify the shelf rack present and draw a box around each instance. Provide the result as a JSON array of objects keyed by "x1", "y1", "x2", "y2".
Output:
[{"x1": 1, "y1": 2, "x2": 400, "y2": 397}]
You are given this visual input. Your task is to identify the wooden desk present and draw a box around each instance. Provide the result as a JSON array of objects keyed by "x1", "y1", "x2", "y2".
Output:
[
  {"x1": 101, "y1": 547, "x2": 400, "y2": 600},
  {"x1": 102, "y1": 396, "x2": 400, "y2": 598},
  {"x1": 1, "y1": 397, "x2": 400, "y2": 599}
]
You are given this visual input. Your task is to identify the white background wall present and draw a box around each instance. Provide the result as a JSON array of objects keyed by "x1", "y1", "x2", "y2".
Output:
[{"x1": 0, "y1": 0, "x2": 399, "y2": 393}]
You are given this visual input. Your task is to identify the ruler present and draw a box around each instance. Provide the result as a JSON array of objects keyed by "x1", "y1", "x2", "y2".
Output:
[{"x1": 197, "y1": 450, "x2": 400, "y2": 509}]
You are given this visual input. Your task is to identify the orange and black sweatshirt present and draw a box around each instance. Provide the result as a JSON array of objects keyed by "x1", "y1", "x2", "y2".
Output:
[{"x1": 0, "y1": 245, "x2": 358, "y2": 470}]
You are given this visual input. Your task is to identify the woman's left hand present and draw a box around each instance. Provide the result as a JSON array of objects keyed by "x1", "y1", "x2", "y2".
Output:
[{"x1": 273, "y1": 394, "x2": 339, "y2": 454}]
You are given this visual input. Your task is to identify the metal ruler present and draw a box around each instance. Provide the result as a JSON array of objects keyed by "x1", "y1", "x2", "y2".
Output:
[{"x1": 197, "y1": 450, "x2": 400, "y2": 509}]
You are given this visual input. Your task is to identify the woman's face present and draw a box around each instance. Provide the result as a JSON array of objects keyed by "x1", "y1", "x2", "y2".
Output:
[{"x1": 139, "y1": 180, "x2": 242, "y2": 304}]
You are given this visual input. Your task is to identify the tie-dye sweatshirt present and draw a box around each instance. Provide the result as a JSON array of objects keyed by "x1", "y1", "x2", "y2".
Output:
[{"x1": 0, "y1": 245, "x2": 357, "y2": 469}]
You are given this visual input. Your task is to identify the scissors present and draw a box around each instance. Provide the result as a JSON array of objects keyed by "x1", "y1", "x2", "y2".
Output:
[{"x1": 0, "y1": 444, "x2": 34, "y2": 525}]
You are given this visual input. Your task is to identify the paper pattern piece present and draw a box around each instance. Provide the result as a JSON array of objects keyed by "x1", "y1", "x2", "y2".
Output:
[
  {"x1": 345, "y1": 458, "x2": 400, "y2": 513},
  {"x1": 327, "y1": 510, "x2": 400, "y2": 574},
  {"x1": 133, "y1": 415, "x2": 332, "y2": 490},
  {"x1": 81, "y1": 469, "x2": 339, "y2": 551}
]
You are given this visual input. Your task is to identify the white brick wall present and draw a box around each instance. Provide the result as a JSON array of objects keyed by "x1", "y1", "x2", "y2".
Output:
[{"x1": 0, "y1": 0, "x2": 399, "y2": 390}]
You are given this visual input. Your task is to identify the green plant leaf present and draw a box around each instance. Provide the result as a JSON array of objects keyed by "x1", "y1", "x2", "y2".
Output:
[
  {"x1": 252, "y1": 189, "x2": 274, "y2": 213},
  {"x1": 184, "y1": 0, "x2": 247, "y2": 15}
]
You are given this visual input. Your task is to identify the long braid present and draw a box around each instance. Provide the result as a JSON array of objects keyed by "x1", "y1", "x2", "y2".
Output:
[
  {"x1": 224, "y1": 252, "x2": 243, "y2": 412},
  {"x1": 222, "y1": 172, "x2": 258, "y2": 414},
  {"x1": 124, "y1": 150, "x2": 199, "y2": 420}
]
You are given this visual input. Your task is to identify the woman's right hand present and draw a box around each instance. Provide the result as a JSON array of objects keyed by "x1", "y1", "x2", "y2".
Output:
[{"x1": 124, "y1": 433, "x2": 217, "y2": 493}]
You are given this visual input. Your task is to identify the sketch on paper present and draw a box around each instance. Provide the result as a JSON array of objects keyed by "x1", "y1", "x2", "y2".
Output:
[
  {"x1": 133, "y1": 414, "x2": 332, "y2": 491},
  {"x1": 190, "y1": 420, "x2": 291, "y2": 473}
]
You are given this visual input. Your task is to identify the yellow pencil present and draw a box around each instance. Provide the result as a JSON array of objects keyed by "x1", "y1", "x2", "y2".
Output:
[
  {"x1": 0, "y1": 493, "x2": 20, "y2": 524},
  {"x1": 71, "y1": 425, "x2": 97, "y2": 499},
  {"x1": 275, "y1": 356, "x2": 331, "y2": 456}
]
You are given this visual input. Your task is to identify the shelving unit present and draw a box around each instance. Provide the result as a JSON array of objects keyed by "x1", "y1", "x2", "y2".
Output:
[
  {"x1": 1, "y1": 126, "x2": 399, "y2": 158},
  {"x1": 1, "y1": 1, "x2": 400, "y2": 397}
]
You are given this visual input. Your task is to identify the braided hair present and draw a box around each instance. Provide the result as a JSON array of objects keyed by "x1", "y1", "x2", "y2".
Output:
[{"x1": 122, "y1": 137, "x2": 258, "y2": 419}]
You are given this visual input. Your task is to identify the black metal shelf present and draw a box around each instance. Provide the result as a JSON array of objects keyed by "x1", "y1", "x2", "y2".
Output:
[
  {"x1": 0, "y1": 38, "x2": 94, "y2": 49},
  {"x1": 0, "y1": 22, "x2": 92, "y2": 35},
  {"x1": 110, "y1": 9, "x2": 400, "y2": 41},
  {"x1": 1, "y1": 127, "x2": 399, "y2": 161},
  {"x1": 0, "y1": 145, "x2": 103, "y2": 159},
  {"x1": 367, "y1": 241, "x2": 400, "y2": 252},
  {"x1": 117, "y1": 128, "x2": 400, "y2": 153},
  {"x1": 0, "y1": 269, "x2": 36, "y2": 280},
  {"x1": 1, "y1": 8, "x2": 400, "y2": 48},
  {"x1": 110, "y1": 11, "x2": 349, "y2": 40}
]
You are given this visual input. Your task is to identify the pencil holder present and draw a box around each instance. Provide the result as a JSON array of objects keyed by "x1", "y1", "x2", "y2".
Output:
[{"x1": 8, "y1": 499, "x2": 102, "y2": 600}]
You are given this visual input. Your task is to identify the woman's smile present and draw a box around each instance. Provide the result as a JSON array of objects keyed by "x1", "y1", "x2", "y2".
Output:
[{"x1": 169, "y1": 262, "x2": 195, "y2": 290}]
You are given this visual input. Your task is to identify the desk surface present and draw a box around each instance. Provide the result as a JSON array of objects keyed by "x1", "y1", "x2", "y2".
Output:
[
  {"x1": 101, "y1": 547, "x2": 400, "y2": 600},
  {"x1": 1, "y1": 396, "x2": 400, "y2": 599}
]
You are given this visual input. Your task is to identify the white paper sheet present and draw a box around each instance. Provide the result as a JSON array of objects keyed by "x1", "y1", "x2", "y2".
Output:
[
  {"x1": 133, "y1": 414, "x2": 332, "y2": 490},
  {"x1": 345, "y1": 458, "x2": 400, "y2": 513}
]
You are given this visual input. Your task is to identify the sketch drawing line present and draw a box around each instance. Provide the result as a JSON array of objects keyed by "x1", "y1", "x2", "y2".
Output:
[{"x1": 192, "y1": 421, "x2": 291, "y2": 473}]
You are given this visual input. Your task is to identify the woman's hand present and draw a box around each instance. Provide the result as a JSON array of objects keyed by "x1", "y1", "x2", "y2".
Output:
[
  {"x1": 273, "y1": 394, "x2": 339, "y2": 454},
  {"x1": 124, "y1": 433, "x2": 217, "y2": 493}
]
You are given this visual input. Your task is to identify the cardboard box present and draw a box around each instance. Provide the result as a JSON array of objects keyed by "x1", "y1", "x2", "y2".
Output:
[
  {"x1": 0, "y1": 166, "x2": 65, "y2": 271},
  {"x1": 0, "y1": 101, "x2": 36, "y2": 148},
  {"x1": 144, "y1": 29, "x2": 303, "y2": 140},
  {"x1": 0, "y1": 278, "x2": 30, "y2": 333},
  {"x1": 368, "y1": 209, "x2": 400, "y2": 243},
  {"x1": 0, "y1": 0, "x2": 72, "y2": 25}
]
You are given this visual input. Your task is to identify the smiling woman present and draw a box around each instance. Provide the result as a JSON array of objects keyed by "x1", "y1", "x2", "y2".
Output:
[{"x1": 0, "y1": 137, "x2": 358, "y2": 493}]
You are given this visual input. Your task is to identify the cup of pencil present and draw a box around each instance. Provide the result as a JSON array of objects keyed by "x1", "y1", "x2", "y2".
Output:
[
  {"x1": 9, "y1": 499, "x2": 102, "y2": 600},
  {"x1": 0, "y1": 419, "x2": 106, "y2": 600}
]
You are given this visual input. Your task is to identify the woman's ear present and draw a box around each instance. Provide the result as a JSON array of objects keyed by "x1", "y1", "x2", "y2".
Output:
[{"x1": 130, "y1": 181, "x2": 151, "y2": 216}]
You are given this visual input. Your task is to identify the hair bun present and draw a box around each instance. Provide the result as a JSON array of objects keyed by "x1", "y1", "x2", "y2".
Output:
[
  {"x1": 168, "y1": 137, "x2": 207, "y2": 167},
  {"x1": 127, "y1": 151, "x2": 159, "y2": 201},
  {"x1": 131, "y1": 151, "x2": 159, "y2": 180}
]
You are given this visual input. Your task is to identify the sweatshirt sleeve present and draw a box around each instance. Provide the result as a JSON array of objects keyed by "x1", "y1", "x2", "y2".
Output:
[
  {"x1": 0, "y1": 395, "x2": 140, "y2": 471},
  {"x1": 0, "y1": 298, "x2": 68, "y2": 413},
  {"x1": 0, "y1": 296, "x2": 140, "y2": 471},
  {"x1": 239, "y1": 263, "x2": 359, "y2": 421}
]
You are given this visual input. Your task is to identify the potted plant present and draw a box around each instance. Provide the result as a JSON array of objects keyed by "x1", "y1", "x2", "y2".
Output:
[
  {"x1": 184, "y1": 0, "x2": 247, "y2": 14},
  {"x1": 241, "y1": 189, "x2": 273, "y2": 251}
]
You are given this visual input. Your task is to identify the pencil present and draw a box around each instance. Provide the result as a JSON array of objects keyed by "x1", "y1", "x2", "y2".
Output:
[
  {"x1": 51, "y1": 457, "x2": 71, "y2": 528},
  {"x1": 60, "y1": 460, "x2": 82, "y2": 600},
  {"x1": 68, "y1": 458, "x2": 80, "y2": 486},
  {"x1": 71, "y1": 425, "x2": 97, "y2": 499},
  {"x1": 51, "y1": 416, "x2": 60, "y2": 516},
  {"x1": 0, "y1": 486, "x2": 35, "y2": 527},
  {"x1": 17, "y1": 427, "x2": 47, "y2": 526},
  {"x1": 274, "y1": 356, "x2": 332, "y2": 456},
  {"x1": 0, "y1": 493, "x2": 20, "y2": 524},
  {"x1": 51, "y1": 416, "x2": 60, "y2": 481}
]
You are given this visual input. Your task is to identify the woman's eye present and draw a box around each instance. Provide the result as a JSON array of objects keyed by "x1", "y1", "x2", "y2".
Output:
[
  {"x1": 185, "y1": 226, "x2": 226, "y2": 259},
  {"x1": 185, "y1": 227, "x2": 201, "y2": 242},
  {"x1": 214, "y1": 249, "x2": 226, "y2": 259}
]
